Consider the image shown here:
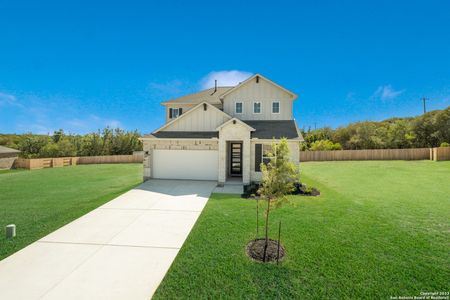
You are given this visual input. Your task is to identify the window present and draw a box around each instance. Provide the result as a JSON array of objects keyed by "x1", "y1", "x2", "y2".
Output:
[
  {"x1": 262, "y1": 144, "x2": 272, "y2": 165},
  {"x1": 235, "y1": 102, "x2": 243, "y2": 114},
  {"x1": 272, "y1": 101, "x2": 280, "y2": 113},
  {"x1": 253, "y1": 102, "x2": 261, "y2": 114},
  {"x1": 169, "y1": 108, "x2": 182, "y2": 119},
  {"x1": 172, "y1": 108, "x2": 179, "y2": 118}
]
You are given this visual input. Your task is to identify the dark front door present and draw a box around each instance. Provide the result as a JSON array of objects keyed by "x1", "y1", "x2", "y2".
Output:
[{"x1": 230, "y1": 142, "x2": 242, "y2": 176}]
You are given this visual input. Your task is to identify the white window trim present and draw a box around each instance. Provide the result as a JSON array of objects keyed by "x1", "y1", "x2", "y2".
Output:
[
  {"x1": 253, "y1": 101, "x2": 262, "y2": 114},
  {"x1": 262, "y1": 144, "x2": 272, "y2": 165},
  {"x1": 171, "y1": 108, "x2": 180, "y2": 118},
  {"x1": 235, "y1": 102, "x2": 243, "y2": 114},
  {"x1": 272, "y1": 101, "x2": 280, "y2": 114}
]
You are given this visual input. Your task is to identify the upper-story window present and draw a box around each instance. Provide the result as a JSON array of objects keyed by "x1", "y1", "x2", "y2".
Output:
[
  {"x1": 169, "y1": 108, "x2": 182, "y2": 119},
  {"x1": 253, "y1": 102, "x2": 261, "y2": 114},
  {"x1": 272, "y1": 101, "x2": 280, "y2": 114},
  {"x1": 235, "y1": 102, "x2": 243, "y2": 114}
]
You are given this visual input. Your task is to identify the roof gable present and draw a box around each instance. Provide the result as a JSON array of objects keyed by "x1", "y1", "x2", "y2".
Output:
[
  {"x1": 215, "y1": 118, "x2": 256, "y2": 132},
  {"x1": 219, "y1": 74, "x2": 297, "y2": 100},
  {"x1": 153, "y1": 102, "x2": 232, "y2": 133}
]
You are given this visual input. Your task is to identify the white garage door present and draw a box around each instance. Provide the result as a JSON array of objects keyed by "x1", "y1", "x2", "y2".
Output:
[{"x1": 152, "y1": 149, "x2": 218, "y2": 180}]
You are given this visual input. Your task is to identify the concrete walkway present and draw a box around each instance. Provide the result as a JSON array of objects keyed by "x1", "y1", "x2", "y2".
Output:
[{"x1": 0, "y1": 180, "x2": 216, "y2": 300}]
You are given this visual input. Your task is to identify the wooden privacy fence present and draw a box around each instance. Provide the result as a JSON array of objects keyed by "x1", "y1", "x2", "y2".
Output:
[
  {"x1": 299, "y1": 148, "x2": 448, "y2": 162},
  {"x1": 430, "y1": 147, "x2": 450, "y2": 161},
  {"x1": 14, "y1": 154, "x2": 144, "y2": 170}
]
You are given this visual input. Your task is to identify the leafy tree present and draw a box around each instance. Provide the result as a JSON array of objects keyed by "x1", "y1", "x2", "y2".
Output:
[
  {"x1": 18, "y1": 134, "x2": 51, "y2": 158},
  {"x1": 301, "y1": 106, "x2": 449, "y2": 150},
  {"x1": 258, "y1": 138, "x2": 300, "y2": 262}
]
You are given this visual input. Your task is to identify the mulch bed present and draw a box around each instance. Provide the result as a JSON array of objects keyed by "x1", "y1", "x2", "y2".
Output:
[{"x1": 246, "y1": 238, "x2": 285, "y2": 263}]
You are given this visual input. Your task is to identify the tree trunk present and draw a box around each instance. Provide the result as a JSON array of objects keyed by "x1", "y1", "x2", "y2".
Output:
[{"x1": 263, "y1": 198, "x2": 271, "y2": 262}]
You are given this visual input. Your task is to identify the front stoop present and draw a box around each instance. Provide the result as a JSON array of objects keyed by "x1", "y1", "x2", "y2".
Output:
[{"x1": 213, "y1": 180, "x2": 244, "y2": 194}]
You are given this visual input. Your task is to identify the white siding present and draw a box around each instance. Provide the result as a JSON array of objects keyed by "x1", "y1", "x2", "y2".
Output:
[
  {"x1": 162, "y1": 104, "x2": 231, "y2": 131},
  {"x1": 222, "y1": 77, "x2": 294, "y2": 120},
  {"x1": 165, "y1": 104, "x2": 223, "y2": 123}
]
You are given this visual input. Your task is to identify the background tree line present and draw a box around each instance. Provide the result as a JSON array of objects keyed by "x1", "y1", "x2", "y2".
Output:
[
  {"x1": 0, "y1": 128, "x2": 143, "y2": 158},
  {"x1": 301, "y1": 106, "x2": 450, "y2": 151}
]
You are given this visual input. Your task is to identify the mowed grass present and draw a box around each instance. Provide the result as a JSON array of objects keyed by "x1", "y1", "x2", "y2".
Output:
[
  {"x1": 154, "y1": 161, "x2": 450, "y2": 299},
  {"x1": 0, "y1": 164, "x2": 142, "y2": 260}
]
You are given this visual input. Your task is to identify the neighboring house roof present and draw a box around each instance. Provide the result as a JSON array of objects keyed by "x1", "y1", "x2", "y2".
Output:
[
  {"x1": 150, "y1": 131, "x2": 218, "y2": 139},
  {"x1": 244, "y1": 120, "x2": 304, "y2": 140},
  {"x1": 161, "y1": 87, "x2": 233, "y2": 105},
  {"x1": 0, "y1": 146, "x2": 20, "y2": 154}
]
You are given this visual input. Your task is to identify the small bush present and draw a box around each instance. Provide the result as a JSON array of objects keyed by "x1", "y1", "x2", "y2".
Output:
[
  {"x1": 309, "y1": 139, "x2": 342, "y2": 151},
  {"x1": 440, "y1": 142, "x2": 450, "y2": 147}
]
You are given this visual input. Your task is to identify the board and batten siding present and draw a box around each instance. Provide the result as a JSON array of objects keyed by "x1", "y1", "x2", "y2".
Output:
[
  {"x1": 165, "y1": 103, "x2": 223, "y2": 123},
  {"x1": 162, "y1": 105, "x2": 231, "y2": 131},
  {"x1": 222, "y1": 76, "x2": 294, "y2": 120}
]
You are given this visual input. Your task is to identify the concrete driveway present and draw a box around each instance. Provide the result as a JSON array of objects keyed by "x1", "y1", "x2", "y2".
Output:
[{"x1": 0, "y1": 179, "x2": 216, "y2": 300}]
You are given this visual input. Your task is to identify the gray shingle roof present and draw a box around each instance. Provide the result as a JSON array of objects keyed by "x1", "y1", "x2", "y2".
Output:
[
  {"x1": 160, "y1": 87, "x2": 233, "y2": 105},
  {"x1": 244, "y1": 120, "x2": 303, "y2": 140},
  {"x1": 0, "y1": 145, "x2": 20, "y2": 154},
  {"x1": 147, "y1": 121, "x2": 303, "y2": 140},
  {"x1": 151, "y1": 131, "x2": 218, "y2": 139}
]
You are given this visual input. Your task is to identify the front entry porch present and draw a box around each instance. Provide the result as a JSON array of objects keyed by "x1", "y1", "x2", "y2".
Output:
[{"x1": 217, "y1": 118, "x2": 254, "y2": 185}]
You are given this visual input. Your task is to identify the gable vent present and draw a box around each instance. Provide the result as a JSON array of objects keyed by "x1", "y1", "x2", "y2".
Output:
[
  {"x1": 256, "y1": 75, "x2": 260, "y2": 83},
  {"x1": 203, "y1": 103, "x2": 207, "y2": 111}
]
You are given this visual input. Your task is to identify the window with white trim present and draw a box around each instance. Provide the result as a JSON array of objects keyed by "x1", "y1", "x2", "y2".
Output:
[
  {"x1": 262, "y1": 144, "x2": 272, "y2": 165},
  {"x1": 272, "y1": 101, "x2": 280, "y2": 113},
  {"x1": 253, "y1": 102, "x2": 261, "y2": 114},
  {"x1": 235, "y1": 102, "x2": 243, "y2": 114},
  {"x1": 170, "y1": 108, "x2": 182, "y2": 119}
]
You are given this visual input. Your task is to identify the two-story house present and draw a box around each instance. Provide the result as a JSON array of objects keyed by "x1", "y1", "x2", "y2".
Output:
[{"x1": 141, "y1": 73, "x2": 303, "y2": 185}]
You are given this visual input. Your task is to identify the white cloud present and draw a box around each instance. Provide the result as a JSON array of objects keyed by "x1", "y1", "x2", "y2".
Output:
[
  {"x1": 199, "y1": 70, "x2": 253, "y2": 89},
  {"x1": 66, "y1": 114, "x2": 121, "y2": 132},
  {"x1": 0, "y1": 92, "x2": 23, "y2": 107},
  {"x1": 372, "y1": 85, "x2": 405, "y2": 101}
]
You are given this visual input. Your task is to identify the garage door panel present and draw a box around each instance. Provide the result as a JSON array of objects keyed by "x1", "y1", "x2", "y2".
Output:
[{"x1": 152, "y1": 150, "x2": 218, "y2": 180}]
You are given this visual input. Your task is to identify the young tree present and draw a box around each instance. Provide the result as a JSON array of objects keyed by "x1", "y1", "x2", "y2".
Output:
[{"x1": 258, "y1": 138, "x2": 300, "y2": 262}]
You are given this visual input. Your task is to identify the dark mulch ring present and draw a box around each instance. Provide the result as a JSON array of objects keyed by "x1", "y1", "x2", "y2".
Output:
[
  {"x1": 246, "y1": 238, "x2": 285, "y2": 263},
  {"x1": 241, "y1": 182, "x2": 320, "y2": 198}
]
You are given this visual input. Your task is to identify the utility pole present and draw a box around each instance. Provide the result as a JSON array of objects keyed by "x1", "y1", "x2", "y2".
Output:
[{"x1": 422, "y1": 97, "x2": 428, "y2": 114}]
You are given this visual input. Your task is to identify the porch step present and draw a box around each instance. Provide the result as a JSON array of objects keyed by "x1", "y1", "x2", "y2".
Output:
[{"x1": 213, "y1": 183, "x2": 244, "y2": 195}]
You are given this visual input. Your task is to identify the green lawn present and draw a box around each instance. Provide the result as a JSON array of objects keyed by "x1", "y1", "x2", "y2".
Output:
[
  {"x1": 0, "y1": 164, "x2": 142, "y2": 260},
  {"x1": 154, "y1": 161, "x2": 450, "y2": 299}
]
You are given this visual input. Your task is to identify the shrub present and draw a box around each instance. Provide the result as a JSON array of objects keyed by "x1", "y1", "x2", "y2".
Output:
[
  {"x1": 309, "y1": 139, "x2": 342, "y2": 151},
  {"x1": 440, "y1": 142, "x2": 450, "y2": 147}
]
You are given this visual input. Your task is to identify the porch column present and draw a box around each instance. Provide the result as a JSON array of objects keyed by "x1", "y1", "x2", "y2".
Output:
[
  {"x1": 218, "y1": 139, "x2": 226, "y2": 185},
  {"x1": 242, "y1": 139, "x2": 250, "y2": 184}
]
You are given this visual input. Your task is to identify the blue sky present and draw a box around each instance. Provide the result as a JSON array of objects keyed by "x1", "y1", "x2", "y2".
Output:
[{"x1": 1, "y1": 0, "x2": 449, "y2": 134}]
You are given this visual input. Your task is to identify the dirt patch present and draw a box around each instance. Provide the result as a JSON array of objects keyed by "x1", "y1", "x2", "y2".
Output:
[{"x1": 246, "y1": 238, "x2": 285, "y2": 263}]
